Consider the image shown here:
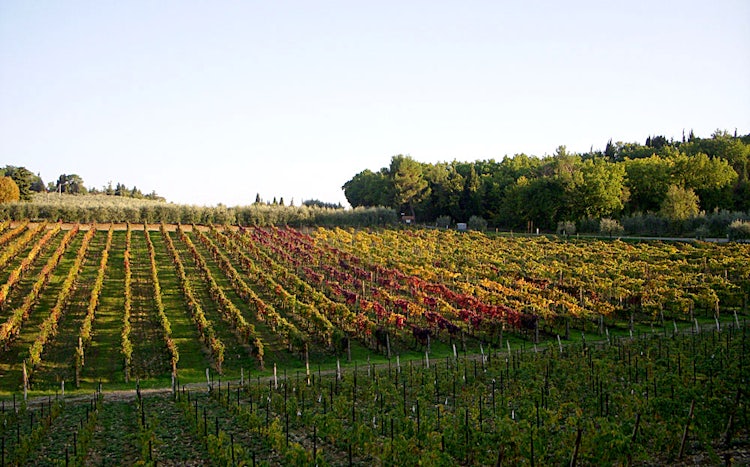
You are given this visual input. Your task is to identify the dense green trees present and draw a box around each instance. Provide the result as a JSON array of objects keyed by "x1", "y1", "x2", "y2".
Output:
[
  {"x1": 92, "y1": 181, "x2": 159, "y2": 199},
  {"x1": 390, "y1": 155, "x2": 430, "y2": 218},
  {"x1": 342, "y1": 168, "x2": 392, "y2": 208},
  {"x1": 660, "y1": 185, "x2": 700, "y2": 221},
  {"x1": 343, "y1": 130, "x2": 749, "y2": 233},
  {"x1": 47, "y1": 173, "x2": 87, "y2": 194},
  {"x1": 1, "y1": 165, "x2": 43, "y2": 201}
]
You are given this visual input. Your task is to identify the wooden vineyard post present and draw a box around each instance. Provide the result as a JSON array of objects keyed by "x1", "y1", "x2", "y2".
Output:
[
  {"x1": 724, "y1": 387, "x2": 742, "y2": 448},
  {"x1": 464, "y1": 408, "x2": 470, "y2": 464},
  {"x1": 569, "y1": 427, "x2": 582, "y2": 467},
  {"x1": 76, "y1": 337, "x2": 83, "y2": 388},
  {"x1": 313, "y1": 425, "x2": 317, "y2": 462},
  {"x1": 627, "y1": 412, "x2": 641, "y2": 466},
  {"x1": 305, "y1": 344, "x2": 311, "y2": 386},
  {"x1": 23, "y1": 362, "x2": 28, "y2": 401},
  {"x1": 678, "y1": 400, "x2": 695, "y2": 459}
]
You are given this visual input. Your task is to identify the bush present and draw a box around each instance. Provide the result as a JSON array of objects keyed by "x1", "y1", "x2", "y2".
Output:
[
  {"x1": 728, "y1": 220, "x2": 750, "y2": 241},
  {"x1": 621, "y1": 212, "x2": 670, "y2": 236},
  {"x1": 705, "y1": 209, "x2": 749, "y2": 237},
  {"x1": 467, "y1": 215, "x2": 488, "y2": 232},
  {"x1": 435, "y1": 215, "x2": 452, "y2": 229},
  {"x1": 578, "y1": 217, "x2": 599, "y2": 234},
  {"x1": 693, "y1": 225, "x2": 710, "y2": 240},
  {"x1": 556, "y1": 220, "x2": 576, "y2": 236},
  {"x1": 600, "y1": 218, "x2": 624, "y2": 238},
  {"x1": 0, "y1": 177, "x2": 20, "y2": 203}
]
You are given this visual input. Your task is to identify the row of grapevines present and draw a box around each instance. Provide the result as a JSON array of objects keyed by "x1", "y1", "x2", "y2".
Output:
[
  {"x1": 220, "y1": 227, "x2": 351, "y2": 332},
  {"x1": 26, "y1": 225, "x2": 96, "y2": 370},
  {"x1": 244, "y1": 227, "x2": 375, "y2": 338},
  {"x1": 339, "y1": 228, "x2": 745, "y2": 322},
  {"x1": 77, "y1": 225, "x2": 114, "y2": 377},
  {"x1": 185, "y1": 226, "x2": 305, "y2": 352},
  {"x1": 0, "y1": 225, "x2": 79, "y2": 347},
  {"x1": 174, "y1": 226, "x2": 263, "y2": 366},
  {"x1": 1, "y1": 397, "x2": 65, "y2": 465},
  {"x1": 0, "y1": 222, "x2": 55, "y2": 307},
  {"x1": 160, "y1": 224, "x2": 225, "y2": 373},
  {"x1": 0, "y1": 221, "x2": 47, "y2": 272},
  {"x1": 261, "y1": 227, "x2": 451, "y2": 336},
  {"x1": 0, "y1": 219, "x2": 30, "y2": 249},
  {"x1": 202, "y1": 385, "x2": 317, "y2": 464},
  {"x1": 303, "y1": 227, "x2": 528, "y2": 332},
  {"x1": 204, "y1": 321, "x2": 746, "y2": 465},
  {"x1": 122, "y1": 224, "x2": 133, "y2": 381},
  {"x1": 222, "y1": 227, "x2": 353, "y2": 329},
  {"x1": 144, "y1": 225, "x2": 180, "y2": 374},
  {"x1": 197, "y1": 226, "x2": 334, "y2": 347},
  {"x1": 316, "y1": 228, "x2": 597, "y2": 335}
]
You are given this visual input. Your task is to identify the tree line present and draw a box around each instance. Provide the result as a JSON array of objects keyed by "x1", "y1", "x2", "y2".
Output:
[
  {"x1": 0, "y1": 194, "x2": 397, "y2": 228},
  {"x1": 343, "y1": 130, "x2": 750, "y2": 234},
  {"x1": 0, "y1": 166, "x2": 164, "y2": 202},
  {"x1": 0, "y1": 165, "x2": 388, "y2": 227}
]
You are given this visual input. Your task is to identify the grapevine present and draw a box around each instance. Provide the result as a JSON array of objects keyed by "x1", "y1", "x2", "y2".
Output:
[
  {"x1": 77, "y1": 224, "x2": 114, "y2": 380},
  {"x1": 0, "y1": 225, "x2": 78, "y2": 348},
  {"x1": 144, "y1": 225, "x2": 180, "y2": 374},
  {"x1": 26, "y1": 225, "x2": 95, "y2": 371},
  {"x1": 161, "y1": 224, "x2": 225, "y2": 373}
]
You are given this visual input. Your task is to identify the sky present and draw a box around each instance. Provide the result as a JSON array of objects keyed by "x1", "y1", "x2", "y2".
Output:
[{"x1": 1, "y1": 1, "x2": 749, "y2": 207}]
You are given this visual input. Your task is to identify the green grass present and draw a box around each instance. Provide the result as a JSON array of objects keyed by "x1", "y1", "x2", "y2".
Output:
[
  {"x1": 188, "y1": 230, "x2": 301, "y2": 368},
  {"x1": 150, "y1": 230, "x2": 211, "y2": 384},
  {"x1": 0, "y1": 229, "x2": 71, "y2": 392},
  {"x1": 31, "y1": 230, "x2": 105, "y2": 388},
  {"x1": 79, "y1": 231, "x2": 126, "y2": 388},
  {"x1": 128, "y1": 229, "x2": 172, "y2": 379},
  {"x1": 171, "y1": 230, "x2": 253, "y2": 375}
]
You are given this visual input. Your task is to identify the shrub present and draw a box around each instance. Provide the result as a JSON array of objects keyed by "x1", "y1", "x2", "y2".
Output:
[
  {"x1": 435, "y1": 215, "x2": 452, "y2": 229},
  {"x1": 728, "y1": 220, "x2": 750, "y2": 241},
  {"x1": 705, "y1": 209, "x2": 749, "y2": 237},
  {"x1": 467, "y1": 215, "x2": 488, "y2": 232},
  {"x1": 0, "y1": 177, "x2": 20, "y2": 203},
  {"x1": 693, "y1": 225, "x2": 710, "y2": 240},
  {"x1": 622, "y1": 212, "x2": 670, "y2": 236},
  {"x1": 556, "y1": 220, "x2": 576, "y2": 236},
  {"x1": 600, "y1": 218, "x2": 624, "y2": 238},
  {"x1": 578, "y1": 217, "x2": 599, "y2": 234}
]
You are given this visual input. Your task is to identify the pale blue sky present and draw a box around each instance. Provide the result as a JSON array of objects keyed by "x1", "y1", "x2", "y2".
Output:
[{"x1": 1, "y1": 1, "x2": 748, "y2": 206}]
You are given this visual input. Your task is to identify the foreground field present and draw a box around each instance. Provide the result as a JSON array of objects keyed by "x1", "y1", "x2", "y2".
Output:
[{"x1": 2, "y1": 324, "x2": 748, "y2": 465}]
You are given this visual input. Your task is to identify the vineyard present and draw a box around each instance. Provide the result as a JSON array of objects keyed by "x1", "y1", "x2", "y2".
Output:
[{"x1": 0, "y1": 222, "x2": 748, "y2": 464}]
